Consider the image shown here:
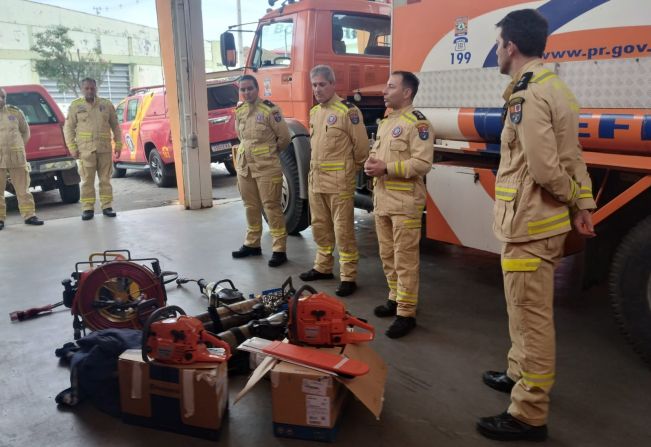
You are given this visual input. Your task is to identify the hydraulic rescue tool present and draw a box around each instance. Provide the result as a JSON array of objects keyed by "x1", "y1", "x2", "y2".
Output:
[{"x1": 142, "y1": 305, "x2": 231, "y2": 364}]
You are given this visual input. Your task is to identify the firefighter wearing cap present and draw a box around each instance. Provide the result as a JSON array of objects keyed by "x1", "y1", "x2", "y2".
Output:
[
  {"x1": 299, "y1": 65, "x2": 369, "y2": 297},
  {"x1": 365, "y1": 71, "x2": 433, "y2": 339},
  {"x1": 0, "y1": 88, "x2": 44, "y2": 229},
  {"x1": 231, "y1": 75, "x2": 291, "y2": 267},
  {"x1": 64, "y1": 78, "x2": 121, "y2": 221}
]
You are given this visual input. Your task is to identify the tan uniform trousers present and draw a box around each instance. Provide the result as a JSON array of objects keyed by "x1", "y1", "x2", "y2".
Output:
[
  {"x1": 79, "y1": 151, "x2": 113, "y2": 211},
  {"x1": 0, "y1": 166, "x2": 35, "y2": 220},
  {"x1": 375, "y1": 213, "x2": 422, "y2": 317},
  {"x1": 502, "y1": 232, "x2": 566, "y2": 426},
  {"x1": 309, "y1": 190, "x2": 358, "y2": 282},
  {"x1": 238, "y1": 172, "x2": 287, "y2": 252}
]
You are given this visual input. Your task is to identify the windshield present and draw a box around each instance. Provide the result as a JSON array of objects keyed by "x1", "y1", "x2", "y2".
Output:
[
  {"x1": 6, "y1": 92, "x2": 58, "y2": 125},
  {"x1": 207, "y1": 83, "x2": 239, "y2": 110},
  {"x1": 332, "y1": 13, "x2": 391, "y2": 56},
  {"x1": 251, "y1": 20, "x2": 294, "y2": 69}
]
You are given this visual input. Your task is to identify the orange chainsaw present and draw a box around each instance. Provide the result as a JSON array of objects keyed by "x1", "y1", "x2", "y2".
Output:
[
  {"x1": 288, "y1": 285, "x2": 374, "y2": 346},
  {"x1": 142, "y1": 305, "x2": 231, "y2": 364}
]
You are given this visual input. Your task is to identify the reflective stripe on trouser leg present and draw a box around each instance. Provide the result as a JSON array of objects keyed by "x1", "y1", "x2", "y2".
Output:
[
  {"x1": 97, "y1": 152, "x2": 113, "y2": 210},
  {"x1": 238, "y1": 173, "x2": 263, "y2": 248},
  {"x1": 501, "y1": 233, "x2": 566, "y2": 426},
  {"x1": 257, "y1": 175, "x2": 287, "y2": 252},
  {"x1": 332, "y1": 192, "x2": 357, "y2": 281},
  {"x1": 8, "y1": 166, "x2": 36, "y2": 220},
  {"x1": 308, "y1": 189, "x2": 335, "y2": 274},
  {"x1": 392, "y1": 214, "x2": 422, "y2": 317},
  {"x1": 79, "y1": 152, "x2": 97, "y2": 211},
  {"x1": 375, "y1": 214, "x2": 397, "y2": 301}
]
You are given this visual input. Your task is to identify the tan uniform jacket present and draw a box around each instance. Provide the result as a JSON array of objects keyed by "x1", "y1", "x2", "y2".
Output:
[
  {"x1": 309, "y1": 94, "x2": 369, "y2": 194},
  {"x1": 494, "y1": 60, "x2": 596, "y2": 243},
  {"x1": 235, "y1": 98, "x2": 291, "y2": 178},
  {"x1": 64, "y1": 96, "x2": 121, "y2": 155},
  {"x1": 370, "y1": 105, "x2": 434, "y2": 216},
  {"x1": 0, "y1": 105, "x2": 30, "y2": 169}
]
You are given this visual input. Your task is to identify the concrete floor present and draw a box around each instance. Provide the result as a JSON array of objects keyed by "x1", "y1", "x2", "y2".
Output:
[{"x1": 0, "y1": 202, "x2": 649, "y2": 447}]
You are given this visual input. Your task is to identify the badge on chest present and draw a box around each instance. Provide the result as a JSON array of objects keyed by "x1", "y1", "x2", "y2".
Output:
[
  {"x1": 327, "y1": 114, "x2": 337, "y2": 125},
  {"x1": 508, "y1": 97, "x2": 524, "y2": 124},
  {"x1": 391, "y1": 126, "x2": 402, "y2": 138},
  {"x1": 256, "y1": 112, "x2": 265, "y2": 123}
]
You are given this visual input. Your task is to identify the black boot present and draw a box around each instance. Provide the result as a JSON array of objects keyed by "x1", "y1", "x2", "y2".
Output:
[
  {"x1": 299, "y1": 269, "x2": 334, "y2": 281},
  {"x1": 24, "y1": 216, "x2": 44, "y2": 225},
  {"x1": 482, "y1": 371, "x2": 516, "y2": 394},
  {"x1": 102, "y1": 208, "x2": 117, "y2": 217},
  {"x1": 232, "y1": 245, "x2": 262, "y2": 258},
  {"x1": 386, "y1": 316, "x2": 416, "y2": 338},
  {"x1": 268, "y1": 252, "x2": 288, "y2": 267},
  {"x1": 335, "y1": 281, "x2": 357, "y2": 297},
  {"x1": 374, "y1": 300, "x2": 397, "y2": 317},
  {"x1": 477, "y1": 412, "x2": 548, "y2": 442},
  {"x1": 81, "y1": 210, "x2": 94, "y2": 221}
]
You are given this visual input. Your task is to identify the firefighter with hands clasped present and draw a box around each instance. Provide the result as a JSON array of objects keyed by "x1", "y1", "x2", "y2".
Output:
[
  {"x1": 364, "y1": 71, "x2": 434, "y2": 339},
  {"x1": 231, "y1": 74, "x2": 291, "y2": 267},
  {"x1": 476, "y1": 10, "x2": 597, "y2": 442}
]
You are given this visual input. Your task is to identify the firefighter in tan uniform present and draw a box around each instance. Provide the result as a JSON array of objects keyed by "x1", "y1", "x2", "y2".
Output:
[
  {"x1": 0, "y1": 88, "x2": 44, "y2": 229},
  {"x1": 299, "y1": 65, "x2": 369, "y2": 297},
  {"x1": 231, "y1": 75, "x2": 291, "y2": 267},
  {"x1": 364, "y1": 72, "x2": 433, "y2": 338},
  {"x1": 64, "y1": 78, "x2": 121, "y2": 221},
  {"x1": 477, "y1": 10, "x2": 596, "y2": 442}
]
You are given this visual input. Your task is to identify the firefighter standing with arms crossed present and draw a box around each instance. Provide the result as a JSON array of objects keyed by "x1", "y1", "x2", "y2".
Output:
[
  {"x1": 64, "y1": 78, "x2": 121, "y2": 220},
  {"x1": 477, "y1": 10, "x2": 596, "y2": 441},
  {"x1": 299, "y1": 65, "x2": 369, "y2": 297},
  {"x1": 0, "y1": 87, "x2": 44, "y2": 229},
  {"x1": 231, "y1": 75, "x2": 291, "y2": 267},
  {"x1": 364, "y1": 71, "x2": 433, "y2": 338}
]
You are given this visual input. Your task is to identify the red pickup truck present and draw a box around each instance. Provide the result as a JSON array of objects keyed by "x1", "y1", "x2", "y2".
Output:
[
  {"x1": 112, "y1": 77, "x2": 240, "y2": 187},
  {"x1": 4, "y1": 85, "x2": 80, "y2": 203}
]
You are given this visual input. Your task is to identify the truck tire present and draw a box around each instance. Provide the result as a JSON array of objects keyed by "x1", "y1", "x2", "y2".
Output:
[
  {"x1": 59, "y1": 183, "x2": 80, "y2": 204},
  {"x1": 280, "y1": 148, "x2": 309, "y2": 235},
  {"x1": 112, "y1": 163, "x2": 127, "y2": 178},
  {"x1": 223, "y1": 159, "x2": 237, "y2": 176},
  {"x1": 609, "y1": 215, "x2": 651, "y2": 364},
  {"x1": 149, "y1": 148, "x2": 176, "y2": 188}
]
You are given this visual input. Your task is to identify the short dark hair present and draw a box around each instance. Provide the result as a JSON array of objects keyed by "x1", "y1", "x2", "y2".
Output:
[
  {"x1": 496, "y1": 9, "x2": 548, "y2": 57},
  {"x1": 81, "y1": 78, "x2": 96, "y2": 85},
  {"x1": 392, "y1": 71, "x2": 419, "y2": 99},
  {"x1": 239, "y1": 75, "x2": 258, "y2": 89}
]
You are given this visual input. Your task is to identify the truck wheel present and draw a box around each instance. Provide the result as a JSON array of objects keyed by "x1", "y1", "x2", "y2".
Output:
[
  {"x1": 112, "y1": 164, "x2": 127, "y2": 178},
  {"x1": 59, "y1": 183, "x2": 80, "y2": 204},
  {"x1": 609, "y1": 215, "x2": 651, "y2": 364},
  {"x1": 280, "y1": 148, "x2": 309, "y2": 235},
  {"x1": 149, "y1": 149, "x2": 176, "y2": 188},
  {"x1": 223, "y1": 159, "x2": 237, "y2": 176}
]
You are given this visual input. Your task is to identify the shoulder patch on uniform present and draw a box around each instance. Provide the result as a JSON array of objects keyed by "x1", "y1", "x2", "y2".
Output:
[
  {"x1": 273, "y1": 110, "x2": 282, "y2": 123},
  {"x1": 262, "y1": 99, "x2": 276, "y2": 107},
  {"x1": 508, "y1": 97, "x2": 525, "y2": 124},
  {"x1": 349, "y1": 109, "x2": 360, "y2": 125},
  {"x1": 340, "y1": 100, "x2": 354, "y2": 109},
  {"x1": 412, "y1": 110, "x2": 427, "y2": 121},
  {"x1": 512, "y1": 72, "x2": 533, "y2": 94},
  {"x1": 416, "y1": 123, "x2": 430, "y2": 140}
]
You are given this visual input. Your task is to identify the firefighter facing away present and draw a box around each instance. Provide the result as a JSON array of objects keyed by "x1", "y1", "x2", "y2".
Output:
[
  {"x1": 299, "y1": 65, "x2": 369, "y2": 297},
  {"x1": 231, "y1": 75, "x2": 291, "y2": 267},
  {"x1": 364, "y1": 71, "x2": 434, "y2": 339},
  {"x1": 476, "y1": 10, "x2": 596, "y2": 442},
  {"x1": 64, "y1": 78, "x2": 122, "y2": 221},
  {"x1": 0, "y1": 87, "x2": 44, "y2": 229}
]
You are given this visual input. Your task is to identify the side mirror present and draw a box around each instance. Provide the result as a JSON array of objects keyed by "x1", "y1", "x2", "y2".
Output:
[{"x1": 220, "y1": 32, "x2": 237, "y2": 67}]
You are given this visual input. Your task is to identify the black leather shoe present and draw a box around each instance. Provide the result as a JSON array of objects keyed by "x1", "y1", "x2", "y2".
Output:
[
  {"x1": 386, "y1": 316, "x2": 416, "y2": 338},
  {"x1": 482, "y1": 371, "x2": 516, "y2": 394},
  {"x1": 299, "y1": 269, "x2": 334, "y2": 281},
  {"x1": 24, "y1": 216, "x2": 44, "y2": 225},
  {"x1": 81, "y1": 210, "x2": 94, "y2": 221},
  {"x1": 102, "y1": 208, "x2": 117, "y2": 217},
  {"x1": 374, "y1": 300, "x2": 397, "y2": 317},
  {"x1": 335, "y1": 281, "x2": 357, "y2": 297},
  {"x1": 232, "y1": 245, "x2": 262, "y2": 258},
  {"x1": 477, "y1": 412, "x2": 548, "y2": 442},
  {"x1": 268, "y1": 252, "x2": 288, "y2": 267},
  {"x1": 0, "y1": 221, "x2": 4, "y2": 230}
]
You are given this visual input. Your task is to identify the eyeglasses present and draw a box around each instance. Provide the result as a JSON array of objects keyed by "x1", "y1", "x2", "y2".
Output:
[{"x1": 239, "y1": 87, "x2": 256, "y2": 92}]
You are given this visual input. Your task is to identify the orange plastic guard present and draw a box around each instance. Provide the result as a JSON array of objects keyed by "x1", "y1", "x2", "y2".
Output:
[{"x1": 262, "y1": 341, "x2": 370, "y2": 377}]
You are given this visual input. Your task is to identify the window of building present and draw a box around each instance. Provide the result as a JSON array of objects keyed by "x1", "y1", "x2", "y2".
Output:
[
  {"x1": 251, "y1": 21, "x2": 294, "y2": 69},
  {"x1": 332, "y1": 13, "x2": 391, "y2": 57}
]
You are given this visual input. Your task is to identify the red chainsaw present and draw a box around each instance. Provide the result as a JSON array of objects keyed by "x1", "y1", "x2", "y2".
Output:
[{"x1": 142, "y1": 305, "x2": 231, "y2": 364}]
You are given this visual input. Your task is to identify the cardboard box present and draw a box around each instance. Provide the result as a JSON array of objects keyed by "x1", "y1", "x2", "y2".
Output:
[
  {"x1": 118, "y1": 349, "x2": 228, "y2": 440},
  {"x1": 236, "y1": 342, "x2": 387, "y2": 442}
]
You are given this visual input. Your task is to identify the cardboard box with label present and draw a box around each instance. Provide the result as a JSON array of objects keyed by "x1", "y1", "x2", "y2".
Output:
[
  {"x1": 118, "y1": 349, "x2": 228, "y2": 440},
  {"x1": 236, "y1": 342, "x2": 387, "y2": 442}
]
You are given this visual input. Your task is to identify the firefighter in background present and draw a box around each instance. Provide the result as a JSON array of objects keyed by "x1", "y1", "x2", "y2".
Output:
[
  {"x1": 299, "y1": 65, "x2": 369, "y2": 297},
  {"x1": 64, "y1": 78, "x2": 121, "y2": 221},
  {"x1": 231, "y1": 75, "x2": 291, "y2": 267},
  {"x1": 477, "y1": 10, "x2": 596, "y2": 442},
  {"x1": 364, "y1": 71, "x2": 433, "y2": 338},
  {"x1": 0, "y1": 87, "x2": 44, "y2": 230}
]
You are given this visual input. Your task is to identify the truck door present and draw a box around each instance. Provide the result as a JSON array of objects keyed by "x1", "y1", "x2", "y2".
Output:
[{"x1": 123, "y1": 98, "x2": 143, "y2": 162}]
